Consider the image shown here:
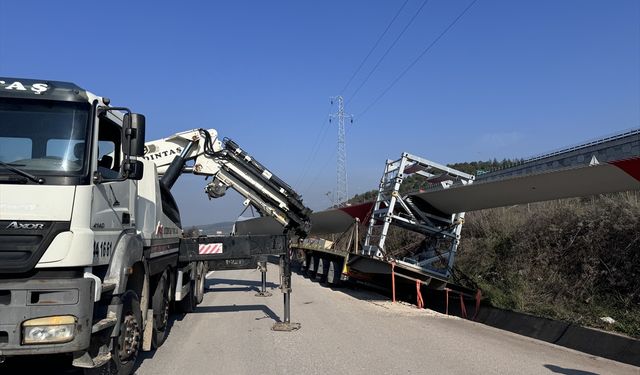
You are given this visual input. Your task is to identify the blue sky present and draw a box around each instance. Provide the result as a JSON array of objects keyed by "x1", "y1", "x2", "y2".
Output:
[{"x1": 1, "y1": 1, "x2": 638, "y2": 225}]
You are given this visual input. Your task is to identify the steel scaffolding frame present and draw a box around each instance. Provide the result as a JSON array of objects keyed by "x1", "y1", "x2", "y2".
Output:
[{"x1": 363, "y1": 152, "x2": 474, "y2": 279}]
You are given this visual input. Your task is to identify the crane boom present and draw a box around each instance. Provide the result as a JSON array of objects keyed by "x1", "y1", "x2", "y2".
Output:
[{"x1": 143, "y1": 128, "x2": 311, "y2": 237}]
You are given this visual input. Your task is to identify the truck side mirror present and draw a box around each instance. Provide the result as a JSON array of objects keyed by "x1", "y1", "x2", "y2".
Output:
[
  {"x1": 122, "y1": 113, "x2": 146, "y2": 157},
  {"x1": 123, "y1": 160, "x2": 144, "y2": 180}
]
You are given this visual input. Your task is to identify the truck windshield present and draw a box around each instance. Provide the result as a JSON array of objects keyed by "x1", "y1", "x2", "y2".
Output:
[{"x1": 0, "y1": 99, "x2": 91, "y2": 177}]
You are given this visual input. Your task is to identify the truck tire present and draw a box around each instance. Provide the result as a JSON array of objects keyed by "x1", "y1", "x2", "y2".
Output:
[
  {"x1": 307, "y1": 254, "x2": 319, "y2": 278},
  {"x1": 318, "y1": 258, "x2": 330, "y2": 282},
  {"x1": 326, "y1": 259, "x2": 343, "y2": 286},
  {"x1": 151, "y1": 271, "x2": 170, "y2": 348},
  {"x1": 85, "y1": 290, "x2": 142, "y2": 375},
  {"x1": 194, "y1": 261, "x2": 206, "y2": 304},
  {"x1": 176, "y1": 262, "x2": 206, "y2": 313}
]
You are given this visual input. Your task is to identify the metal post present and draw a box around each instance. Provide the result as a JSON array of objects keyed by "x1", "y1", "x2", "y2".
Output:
[
  {"x1": 255, "y1": 261, "x2": 272, "y2": 297},
  {"x1": 391, "y1": 262, "x2": 396, "y2": 303},
  {"x1": 283, "y1": 289, "x2": 290, "y2": 323},
  {"x1": 272, "y1": 233, "x2": 301, "y2": 331},
  {"x1": 283, "y1": 250, "x2": 291, "y2": 323}
]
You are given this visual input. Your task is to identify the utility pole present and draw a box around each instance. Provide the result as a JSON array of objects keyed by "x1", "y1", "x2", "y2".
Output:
[{"x1": 329, "y1": 96, "x2": 353, "y2": 207}]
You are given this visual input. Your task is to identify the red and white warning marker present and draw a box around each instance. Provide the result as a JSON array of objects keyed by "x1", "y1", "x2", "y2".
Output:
[{"x1": 199, "y1": 243, "x2": 223, "y2": 255}]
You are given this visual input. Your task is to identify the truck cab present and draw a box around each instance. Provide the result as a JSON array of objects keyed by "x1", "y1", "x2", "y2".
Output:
[{"x1": 0, "y1": 78, "x2": 176, "y2": 371}]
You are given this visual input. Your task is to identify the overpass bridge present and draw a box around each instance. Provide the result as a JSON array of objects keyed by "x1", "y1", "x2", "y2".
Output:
[{"x1": 477, "y1": 128, "x2": 640, "y2": 181}]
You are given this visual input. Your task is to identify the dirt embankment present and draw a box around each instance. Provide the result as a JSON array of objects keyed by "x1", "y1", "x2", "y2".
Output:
[{"x1": 457, "y1": 191, "x2": 640, "y2": 338}]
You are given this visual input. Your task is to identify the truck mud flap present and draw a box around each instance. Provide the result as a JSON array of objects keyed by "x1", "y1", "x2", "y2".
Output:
[{"x1": 179, "y1": 235, "x2": 287, "y2": 270}]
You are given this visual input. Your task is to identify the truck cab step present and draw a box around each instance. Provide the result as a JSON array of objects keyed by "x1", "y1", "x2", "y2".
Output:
[
  {"x1": 101, "y1": 282, "x2": 116, "y2": 294},
  {"x1": 91, "y1": 317, "x2": 117, "y2": 334}
]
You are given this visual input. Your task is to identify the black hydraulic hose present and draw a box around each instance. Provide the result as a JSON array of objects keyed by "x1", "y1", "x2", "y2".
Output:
[{"x1": 198, "y1": 129, "x2": 218, "y2": 157}]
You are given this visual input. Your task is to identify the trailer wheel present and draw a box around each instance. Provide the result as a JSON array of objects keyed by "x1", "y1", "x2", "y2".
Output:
[
  {"x1": 151, "y1": 271, "x2": 170, "y2": 348},
  {"x1": 326, "y1": 259, "x2": 343, "y2": 286},
  {"x1": 307, "y1": 254, "x2": 319, "y2": 278},
  {"x1": 85, "y1": 290, "x2": 141, "y2": 375},
  {"x1": 318, "y1": 258, "x2": 330, "y2": 283}
]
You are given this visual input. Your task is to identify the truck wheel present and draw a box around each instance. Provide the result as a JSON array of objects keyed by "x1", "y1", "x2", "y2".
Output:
[
  {"x1": 85, "y1": 290, "x2": 141, "y2": 375},
  {"x1": 151, "y1": 271, "x2": 170, "y2": 348},
  {"x1": 114, "y1": 290, "x2": 142, "y2": 374},
  {"x1": 194, "y1": 261, "x2": 206, "y2": 304},
  {"x1": 176, "y1": 262, "x2": 206, "y2": 313},
  {"x1": 177, "y1": 284, "x2": 195, "y2": 313},
  {"x1": 176, "y1": 276, "x2": 196, "y2": 313}
]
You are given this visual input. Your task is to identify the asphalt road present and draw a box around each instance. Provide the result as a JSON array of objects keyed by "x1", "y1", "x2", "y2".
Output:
[
  {"x1": 135, "y1": 269, "x2": 638, "y2": 375},
  {"x1": 2, "y1": 269, "x2": 637, "y2": 374}
]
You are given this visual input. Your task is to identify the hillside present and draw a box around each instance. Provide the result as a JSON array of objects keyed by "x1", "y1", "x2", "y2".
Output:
[{"x1": 457, "y1": 192, "x2": 639, "y2": 338}]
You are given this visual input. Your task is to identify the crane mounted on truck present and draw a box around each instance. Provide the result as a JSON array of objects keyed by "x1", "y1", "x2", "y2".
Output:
[{"x1": 0, "y1": 77, "x2": 311, "y2": 374}]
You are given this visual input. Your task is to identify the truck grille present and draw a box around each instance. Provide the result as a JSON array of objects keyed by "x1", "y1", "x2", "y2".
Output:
[{"x1": 0, "y1": 221, "x2": 70, "y2": 273}]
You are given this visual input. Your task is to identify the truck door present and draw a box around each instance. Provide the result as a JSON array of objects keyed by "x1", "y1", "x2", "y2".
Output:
[{"x1": 90, "y1": 114, "x2": 136, "y2": 266}]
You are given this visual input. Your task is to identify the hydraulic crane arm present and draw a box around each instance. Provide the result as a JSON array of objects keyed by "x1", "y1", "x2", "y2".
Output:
[{"x1": 144, "y1": 129, "x2": 311, "y2": 237}]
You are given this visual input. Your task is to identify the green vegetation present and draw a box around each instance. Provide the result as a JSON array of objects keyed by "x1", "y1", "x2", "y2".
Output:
[{"x1": 457, "y1": 192, "x2": 640, "y2": 338}]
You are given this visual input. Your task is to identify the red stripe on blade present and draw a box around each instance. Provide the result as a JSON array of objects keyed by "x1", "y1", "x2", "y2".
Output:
[
  {"x1": 612, "y1": 157, "x2": 640, "y2": 182},
  {"x1": 337, "y1": 201, "x2": 374, "y2": 222}
]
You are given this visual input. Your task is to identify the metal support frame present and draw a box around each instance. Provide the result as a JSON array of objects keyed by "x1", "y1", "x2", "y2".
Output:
[
  {"x1": 363, "y1": 152, "x2": 474, "y2": 279},
  {"x1": 272, "y1": 233, "x2": 301, "y2": 331},
  {"x1": 255, "y1": 261, "x2": 272, "y2": 297},
  {"x1": 179, "y1": 234, "x2": 299, "y2": 331}
]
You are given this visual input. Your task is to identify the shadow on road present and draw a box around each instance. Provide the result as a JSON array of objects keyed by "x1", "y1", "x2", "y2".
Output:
[
  {"x1": 209, "y1": 286, "x2": 261, "y2": 293},
  {"x1": 190, "y1": 304, "x2": 281, "y2": 322},
  {"x1": 293, "y1": 264, "x2": 390, "y2": 302},
  {"x1": 544, "y1": 364, "x2": 600, "y2": 375},
  {"x1": 0, "y1": 274, "x2": 281, "y2": 374},
  {"x1": 135, "y1": 275, "x2": 282, "y2": 373},
  {"x1": 0, "y1": 354, "x2": 80, "y2": 374},
  {"x1": 292, "y1": 262, "x2": 479, "y2": 319},
  {"x1": 206, "y1": 277, "x2": 278, "y2": 290},
  {"x1": 133, "y1": 309, "x2": 185, "y2": 373}
]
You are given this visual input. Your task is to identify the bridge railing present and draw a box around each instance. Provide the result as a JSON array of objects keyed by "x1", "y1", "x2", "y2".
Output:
[{"x1": 477, "y1": 127, "x2": 640, "y2": 178}]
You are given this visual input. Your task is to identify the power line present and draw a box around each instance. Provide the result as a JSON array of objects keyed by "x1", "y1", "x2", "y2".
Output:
[
  {"x1": 357, "y1": 0, "x2": 480, "y2": 119},
  {"x1": 295, "y1": 103, "x2": 333, "y2": 187},
  {"x1": 339, "y1": 0, "x2": 411, "y2": 95},
  {"x1": 302, "y1": 148, "x2": 334, "y2": 197},
  {"x1": 347, "y1": 0, "x2": 431, "y2": 104}
]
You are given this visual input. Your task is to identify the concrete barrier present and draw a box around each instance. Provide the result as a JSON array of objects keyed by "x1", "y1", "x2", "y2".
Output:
[
  {"x1": 555, "y1": 325, "x2": 640, "y2": 367},
  {"x1": 473, "y1": 305, "x2": 639, "y2": 367},
  {"x1": 475, "y1": 307, "x2": 570, "y2": 343}
]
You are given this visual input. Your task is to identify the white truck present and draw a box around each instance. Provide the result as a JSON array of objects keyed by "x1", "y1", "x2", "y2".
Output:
[{"x1": 0, "y1": 78, "x2": 311, "y2": 374}]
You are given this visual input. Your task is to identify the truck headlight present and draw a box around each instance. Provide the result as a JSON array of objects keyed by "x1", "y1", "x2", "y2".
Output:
[{"x1": 22, "y1": 315, "x2": 76, "y2": 344}]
